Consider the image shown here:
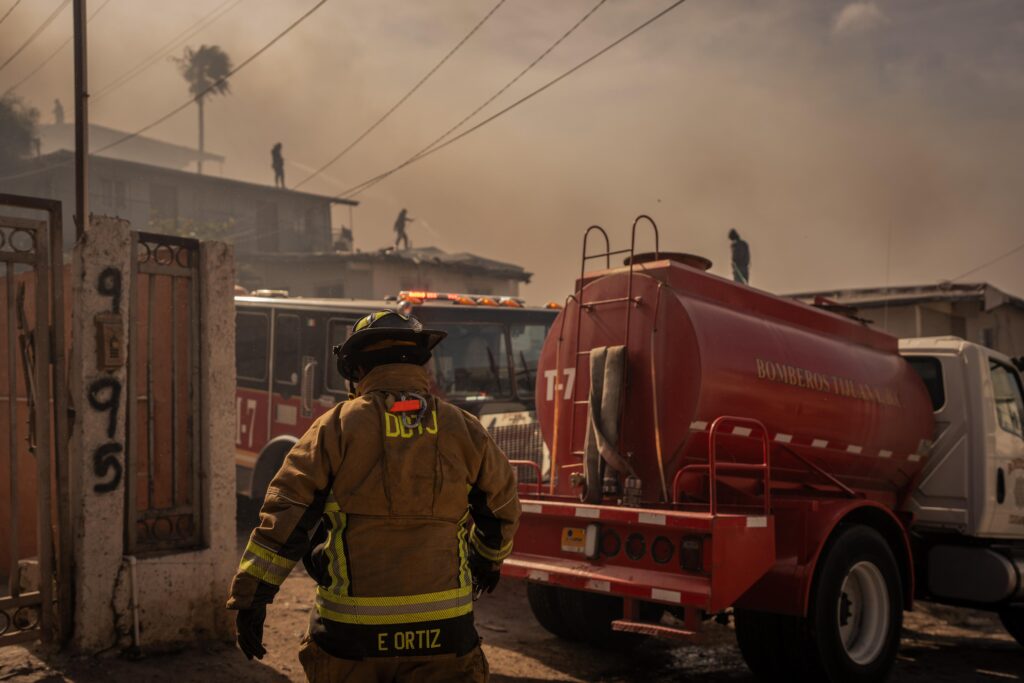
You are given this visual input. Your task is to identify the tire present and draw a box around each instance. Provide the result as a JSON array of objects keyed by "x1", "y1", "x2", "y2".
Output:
[
  {"x1": 999, "y1": 606, "x2": 1024, "y2": 648},
  {"x1": 556, "y1": 588, "x2": 647, "y2": 649},
  {"x1": 736, "y1": 525, "x2": 903, "y2": 683},
  {"x1": 526, "y1": 583, "x2": 578, "y2": 640},
  {"x1": 251, "y1": 442, "x2": 291, "y2": 504}
]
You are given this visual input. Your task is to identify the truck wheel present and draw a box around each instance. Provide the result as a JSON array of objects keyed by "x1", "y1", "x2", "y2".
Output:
[
  {"x1": 556, "y1": 588, "x2": 646, "y2": 649},
  {"x1": 809, "y1": 525, "x2": 904, "y2": 683},
  {"x1": 736, "y1": 525, "x2": 902, "y2": 682},
  {"x1": 526, "y1": 583, "x2": 577, "y2": 640},
  {"x1": 999, "y1": 606, "x2": 1024, "y2": 648}
]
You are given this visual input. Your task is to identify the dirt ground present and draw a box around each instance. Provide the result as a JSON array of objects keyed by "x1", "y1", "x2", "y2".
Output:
[{"x1": 2, "y1": 522, "x2": 1021, "y2": 682}]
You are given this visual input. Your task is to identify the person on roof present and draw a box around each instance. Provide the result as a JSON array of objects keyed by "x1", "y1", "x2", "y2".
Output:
[
  {"x1": 272, "y1": 143, "x2": 285, "y2": 188},
  {"x1": 729, "y1": 228, "x2": 750, "y2": 285},
  {"x1": 228, "y1": 310, "x2": 520, "y2": 682},
  {"x1": 394, "y1": 208, "x2": 413, "y2": 250}
]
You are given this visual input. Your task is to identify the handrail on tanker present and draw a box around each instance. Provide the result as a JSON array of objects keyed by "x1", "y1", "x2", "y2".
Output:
[
  {"x1": 671, "y1": 416, "x2": 772, "y2": 517},
  {"x1": 509, "y1": 459, "x2": 543, "y2": 497},
  {"x1": 581, "y1": 225, "x2": 611, "y2": 274}
]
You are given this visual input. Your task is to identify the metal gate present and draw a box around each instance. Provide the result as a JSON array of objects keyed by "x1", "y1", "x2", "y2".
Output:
[
  {"x1": 0, "y1": 194, "x2": 69, "y2": 647},
  {"x1": 126, "y1": 231, "x2": 203, "y2": 554}
]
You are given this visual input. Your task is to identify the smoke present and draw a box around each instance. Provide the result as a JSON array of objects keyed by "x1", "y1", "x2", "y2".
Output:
[
  {"x1": 1, "y1": 0, "x2": 1022, "y2": 302},
  {"x1": 833, "y1": 2, "x2": 888, "y2": 36}
]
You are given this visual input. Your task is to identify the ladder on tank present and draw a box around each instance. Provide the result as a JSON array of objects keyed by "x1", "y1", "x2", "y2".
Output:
[{"x1": 549, "y1": 216, "x2": 660, "y2": 496}]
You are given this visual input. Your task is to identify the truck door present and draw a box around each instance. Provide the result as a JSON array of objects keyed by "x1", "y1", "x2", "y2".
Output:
[
  {"x1": 270, "y1": 311, "x2": 304, "y2": 440},
  {"x1": 986, "y1": 359, "x2": 1024, "y2": 537},
  {"x1": 904, "y1": 354, "x2": 971, "y2": 531},
  {"x1": 235, "y1": 308, "x2": 271, "y2": 494}
]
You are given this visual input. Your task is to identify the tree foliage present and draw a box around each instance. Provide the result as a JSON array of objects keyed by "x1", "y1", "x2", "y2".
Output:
[
  {"x1": 173, "y1": 45, "x2": 232, "y2": 102},
  {"x1": 0, "y1": 94, "x2": 39, "y2": 168}
]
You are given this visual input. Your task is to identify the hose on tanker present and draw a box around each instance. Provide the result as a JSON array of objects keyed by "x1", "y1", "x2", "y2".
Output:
[{"x1": 582, "y1": 345, "x2": 634, "y2": 503}]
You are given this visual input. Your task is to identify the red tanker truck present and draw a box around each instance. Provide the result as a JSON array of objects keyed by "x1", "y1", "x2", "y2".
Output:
[{"x1": 503, "y1": 217, "x2": 1024, "y2": 683}]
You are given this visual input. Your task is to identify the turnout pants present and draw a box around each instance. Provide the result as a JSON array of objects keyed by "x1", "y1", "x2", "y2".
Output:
[{"x1": 299, "y1": 635, "x2": 489, "y2": 683}]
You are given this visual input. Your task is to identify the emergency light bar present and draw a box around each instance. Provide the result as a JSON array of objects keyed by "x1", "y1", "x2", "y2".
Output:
[{"x1": 397, "y1": 290, "x2": 526, "y2": 307}]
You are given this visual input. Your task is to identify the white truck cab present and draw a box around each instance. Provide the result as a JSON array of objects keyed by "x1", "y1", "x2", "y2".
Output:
[{"x1": 899, "y1": 337, "x2": 1024, "y2": 610}]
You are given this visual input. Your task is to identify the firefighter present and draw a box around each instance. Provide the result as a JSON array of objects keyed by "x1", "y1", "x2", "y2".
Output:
[
  {"x1": 728, "y1": 228, "x2": 750, "y2": 284},
  {"x1": 227, "y1": 310, "x2": 520, "y2": 682}
]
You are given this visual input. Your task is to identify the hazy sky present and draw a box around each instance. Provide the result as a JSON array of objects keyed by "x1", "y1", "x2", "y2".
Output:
[{"x1": 3, "y1": 0, "x2": 1023, "y2": 303}]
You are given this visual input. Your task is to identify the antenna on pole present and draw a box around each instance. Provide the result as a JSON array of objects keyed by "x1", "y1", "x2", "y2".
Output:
[{"x1": 73, "y1": 0, "x2": 88, "y2": 240}]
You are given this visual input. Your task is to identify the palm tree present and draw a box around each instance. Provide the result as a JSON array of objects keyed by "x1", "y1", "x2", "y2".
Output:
[{"x1": 174, "y1": 45, "x2": 231, "y2": 175}]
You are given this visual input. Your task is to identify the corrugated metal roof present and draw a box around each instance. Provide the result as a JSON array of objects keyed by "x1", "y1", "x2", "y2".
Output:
[{"x1": 787, "y1": 282, "x2": 1024, "y2": 312}]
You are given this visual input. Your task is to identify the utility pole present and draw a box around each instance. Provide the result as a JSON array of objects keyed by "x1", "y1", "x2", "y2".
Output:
[{"x1": 73, "y1": 0, "x2": 88, "y2": 240}]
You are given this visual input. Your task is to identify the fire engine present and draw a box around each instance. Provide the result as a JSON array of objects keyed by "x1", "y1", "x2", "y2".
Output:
[
  {"x1": 233, "y1": 290, "x2": 556, "y2": 505},
  {"x1": 504, "y1": 217, "x2": 1024, "y2": 682}
]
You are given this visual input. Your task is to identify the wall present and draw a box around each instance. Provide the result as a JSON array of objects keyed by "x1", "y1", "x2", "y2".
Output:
[
  {"x1": 6, "y1": 156, "x2": 333, "y2": 254},
  {"x1": 69, "y1": 217, "x2": 235, "y2": 652},
  {"x1": 860, "y1": 300, "x2": 1024, "y2": 357}
]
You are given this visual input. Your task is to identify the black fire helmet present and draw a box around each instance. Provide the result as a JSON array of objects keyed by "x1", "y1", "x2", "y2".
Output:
[{"x1": 332, "y1": 310, "x2": 446, "y2": 382}]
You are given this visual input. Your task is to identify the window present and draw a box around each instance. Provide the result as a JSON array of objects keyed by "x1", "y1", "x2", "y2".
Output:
[
  {"x1": 236, "y1": 312, "x2": 269, "y2": 381},
  {"x1": 150, "y1": 184, "x2": 178, "y2": 225},
  {"x1": 325, "y1": 319, "x2": 353, "y2": 393},
  {"x1": 99, "y1": 178, "x2": 113, "y2": 207},
  {"x1": 906, "y1": 357, "x2": 945, "y2": 411},
  {"x1": 114, "y1": 180, "x2": 127, "y2": 209},
  {"x1": 510, "y1": 323, "x2": 549, "y2": 398},
  {"x1": 274, "y1": 314, "x2": 301, "y2": 385},
  {"x1": 431, "y1": 323, "x2": 511, "y2": 401},
  {"x1": 257, "y1": 202, "x2": 279, "y2": 252},
  {"x1": 990, "y1": 360, "x2": 1024, "y2": 438}
]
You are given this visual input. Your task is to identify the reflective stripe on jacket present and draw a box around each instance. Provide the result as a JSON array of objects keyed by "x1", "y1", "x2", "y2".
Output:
[{"x1": 227, "y1": 363, "x2": 521, "y2": 659}]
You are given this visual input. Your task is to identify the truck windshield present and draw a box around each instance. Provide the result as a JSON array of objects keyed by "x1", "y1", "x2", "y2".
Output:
[
  {"x1": 990, "y1": 360, "x2": 1024, "y2": 438},
  {"x1": 431, "y1": 323, "x2": 511, "y2": 401},
  {"x1": 510, "y1": 323, "x2": 547, "y2": 399}
]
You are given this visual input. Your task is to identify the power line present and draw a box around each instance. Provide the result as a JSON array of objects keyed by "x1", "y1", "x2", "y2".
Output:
[
  {"x1": 2, "y1": 0, "x2": 114, "y2": 97},
  {"x1": 336, "y1": 0, "x2": 688, "y2": 199},
  {"x1": 0, "y1": 0, "x2": 71, "y2": 75},
  {"x1": 0, "y1": 0, "x2": 23, "y2": 28},
  {"x1": 92, "y1": 0, "x2": 330, "y2": 156},
  {"x1": 350, "y1": 0, "x2": 607, "y2": 198},
  {"x1": 91, "y1": 0, "x2": 244, "y2": 102},
  {"x1": 948, "y1": 239, "x2": 1024, "y2": 283},
  {"x1": 292, "y1": 0, "x2": 507, "y2": 190}
]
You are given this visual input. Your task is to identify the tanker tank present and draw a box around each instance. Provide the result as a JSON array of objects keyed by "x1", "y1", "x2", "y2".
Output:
[{"x1": 535, "y1": 253, "x2": 935, "y2": 509}]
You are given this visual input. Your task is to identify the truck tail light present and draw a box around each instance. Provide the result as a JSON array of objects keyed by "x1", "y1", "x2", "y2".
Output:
[
  {"x1": 625, "y1": 533, "x2": 646, "y2": 561},
  {"x1": 680, "y1": 535, "x2": 703, "y2": 573},
  {"x1": 651, "y1": 536, "x2": 674, "y2": 564},
  {"x1": 599, "y1": 529, "x2": 621, "y2": 558}
]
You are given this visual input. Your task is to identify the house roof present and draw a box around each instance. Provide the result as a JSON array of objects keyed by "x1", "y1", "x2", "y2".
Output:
[
  {"x1": 243, "y1": 245, "x2": 531, "y2": 282},
  {"x1": 39, "y1": 123, "x2": 225, "y2": 169},
  {"x1": 787, "y1": 282, "x2": 1024, "y2": 312},
  {"x1": 16, "y1": 149, "x2": 358, "y2": 206}
]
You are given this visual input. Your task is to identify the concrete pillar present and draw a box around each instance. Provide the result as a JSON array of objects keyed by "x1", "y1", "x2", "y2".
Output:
[
  {"x1": 69, "y1": 216, "x2": 132, "y2": 652},
  {"x1": 69, "y1": 220, "x2": 236, "y2": 651}
]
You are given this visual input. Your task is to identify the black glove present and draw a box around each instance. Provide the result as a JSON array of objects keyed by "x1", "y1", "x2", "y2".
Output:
[
  {"x1": 236, "y1": 605, "x2": 267, "y2": 660},
  {"x1": 468, "y1": 547, "x2": 501, "y2": 596}
]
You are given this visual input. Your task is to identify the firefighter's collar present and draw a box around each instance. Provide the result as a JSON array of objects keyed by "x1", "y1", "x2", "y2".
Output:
[{"x1": 356, "y1": 363, "x2": 431, "y2": 395}]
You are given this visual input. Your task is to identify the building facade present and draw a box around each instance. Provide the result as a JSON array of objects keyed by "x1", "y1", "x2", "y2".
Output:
[
  {"x1": 789, "y1": 283, "x2": 1024, "y2": 358},
  {"x1": 4, "y1": 150, "x2": 352, "y2": 254}
]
